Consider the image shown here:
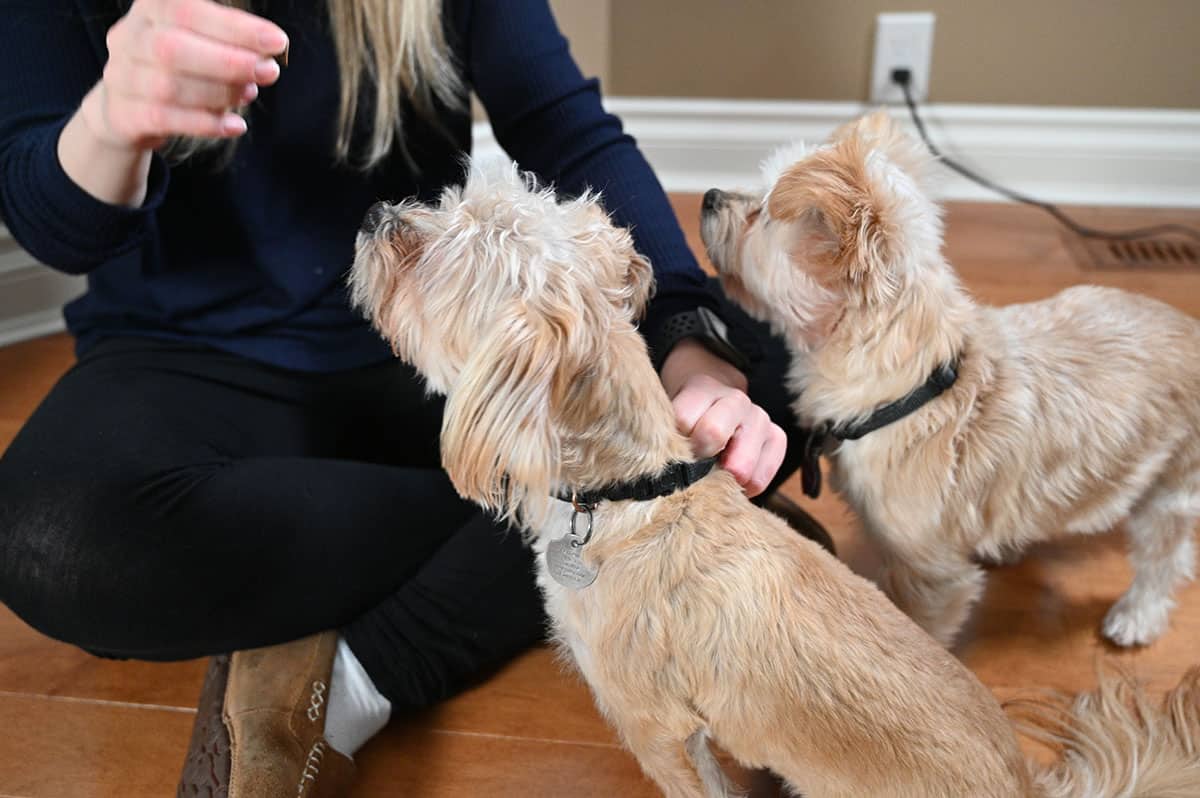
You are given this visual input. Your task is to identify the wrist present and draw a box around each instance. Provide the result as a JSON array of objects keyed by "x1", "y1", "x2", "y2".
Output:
[
  {"x1": 77, "y1": 83, "x2": 145, "y2": 155},
  {"x1": 660, "y1": 338, "x2": 749, "y2": 398},
  {"x1": 648, "y1": 306, "x2": 751, "y2": 375},
  {"x1": 60, "y1": 85, "x2": 153, "y2": 208}
]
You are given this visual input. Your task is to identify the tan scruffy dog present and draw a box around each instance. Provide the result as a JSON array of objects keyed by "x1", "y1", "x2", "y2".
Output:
[
  {"x1": 701, "y1": 111, "x2": 1200, "y2": 651},
  {"x1": 350, "y1": 158, "x2": 1200, "y2": 798}
]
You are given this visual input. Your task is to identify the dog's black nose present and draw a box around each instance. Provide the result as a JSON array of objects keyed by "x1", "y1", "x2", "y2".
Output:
[
  {"x1": 361, "y1": 201, "x2": 389, "y2": 234},
  {"x1": 702, "y1": 189, "x2": 724, "y2": 213}
]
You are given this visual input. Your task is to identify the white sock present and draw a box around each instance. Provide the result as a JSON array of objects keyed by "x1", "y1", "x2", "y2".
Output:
[{"x1": 323, "y1": 637, "x2": 392, "y2": 757}]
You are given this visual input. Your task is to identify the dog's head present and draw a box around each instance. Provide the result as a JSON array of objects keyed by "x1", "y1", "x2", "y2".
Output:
[
  {"x1": 349, "y1": 159, "x2": 654, "y2": 521},
  {"x1": 701, "y1": 112, "x2": 942, "y2": 350}
]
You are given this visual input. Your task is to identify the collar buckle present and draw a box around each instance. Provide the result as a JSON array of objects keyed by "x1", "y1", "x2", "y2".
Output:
[{"x1": 570, "y1": 491, "x2": 595, "y2": 515}]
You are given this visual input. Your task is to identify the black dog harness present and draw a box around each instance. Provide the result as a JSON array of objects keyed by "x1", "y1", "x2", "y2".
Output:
[{"x1": 799, "y1": 361, "x2": 959, "y2": 499}]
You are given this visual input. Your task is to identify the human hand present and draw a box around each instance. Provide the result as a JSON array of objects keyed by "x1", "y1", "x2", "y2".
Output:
[
  {"x1": 660, "y1": 338, "x2": 785, "y2": 497},
  {"x1": 82, "y1": 0, "x2": 289, "y2": 151}
]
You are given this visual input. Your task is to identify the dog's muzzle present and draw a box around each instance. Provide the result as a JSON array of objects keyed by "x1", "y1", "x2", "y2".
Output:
[{"x1": 360, "y1": 202, "x2": 389, "y2": 235}]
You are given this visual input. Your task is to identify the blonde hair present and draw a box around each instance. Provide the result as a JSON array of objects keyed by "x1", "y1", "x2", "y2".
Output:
[{"x1": 170, "y1": 0, "x2": 465, "y2": 169}]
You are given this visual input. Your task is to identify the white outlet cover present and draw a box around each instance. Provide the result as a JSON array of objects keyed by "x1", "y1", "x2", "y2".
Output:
[{"x1": 871, "y1": 12, "x2": 936, "y2": 104}]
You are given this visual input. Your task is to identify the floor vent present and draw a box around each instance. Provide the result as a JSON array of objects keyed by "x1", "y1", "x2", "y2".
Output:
[{"x1": 1067, "y1": 233, "x2": 1199, "y2": 272}]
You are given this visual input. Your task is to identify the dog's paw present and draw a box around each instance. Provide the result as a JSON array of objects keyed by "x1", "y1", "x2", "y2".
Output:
[{"x1": 1102, "y1": 594, "x2": 1171, "y2": 647}]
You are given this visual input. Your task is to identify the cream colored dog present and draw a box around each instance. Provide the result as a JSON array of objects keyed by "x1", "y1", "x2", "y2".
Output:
[
  {"x1": 350, "y1": 159, "x2": 1200, "y2": 797},
  {"x1": 701, "y1": 112, "x2": 1200, "y2": 650}
]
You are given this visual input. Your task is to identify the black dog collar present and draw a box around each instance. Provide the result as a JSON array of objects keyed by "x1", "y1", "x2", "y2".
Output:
[
  {"x1": 559, "y1": 457, "x2": 719, "y2": 508},
  {"x1": 545, "y1": 458, "x2": 719, "y2": 591},
  {"x1": 800, "y1": 361, "x2": 959, "y2": 499}
]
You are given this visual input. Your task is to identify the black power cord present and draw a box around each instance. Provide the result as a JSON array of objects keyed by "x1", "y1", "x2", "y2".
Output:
[{"x1": 890, "y1": 68, "x2": 1200, "y2": 244}]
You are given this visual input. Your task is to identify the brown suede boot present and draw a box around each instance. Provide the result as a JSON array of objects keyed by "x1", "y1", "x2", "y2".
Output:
[
  {"x1": 224, "y1": 631, "x2": 355, "y2": 797},
  {"x1": 178, "y1": 655, "x2": 233, "y2": 797},
  {"x1": 178, "y1": 632, "x2": 355, "y2": 798}
]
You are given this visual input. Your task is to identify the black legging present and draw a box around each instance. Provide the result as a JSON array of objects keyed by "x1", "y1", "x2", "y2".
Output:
[{"x1": 0, "y1": 290, "x2": 805, "y2": 711}]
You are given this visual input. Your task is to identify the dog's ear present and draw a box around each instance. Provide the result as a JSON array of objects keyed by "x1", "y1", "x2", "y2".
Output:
[
  {"x1": 830, "y1": 109, "x2": 895, "y2": 142},
  {"x1": 857, "y1": 109, "x2": 897, "y2": 136},
  {"x1": 766, "y1": 137, "x2": 898, "y2": 296},
  {"x1": 624, "y1": 251, "x2": 655, "y2": 321},
  {"x1": 578, "y1": 198, "x2": 655, "y2": 321},
  {"x1": 849, "y1": 111, "x2": 929, "y2": 179},
  {"x1": 440, "y1": 301, "x2": 575, "y2": 524}
]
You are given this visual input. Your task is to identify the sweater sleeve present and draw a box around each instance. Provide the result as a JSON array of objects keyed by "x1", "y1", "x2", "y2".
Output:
[
  {"x1": 0, "y1": 1, "x2": 169, "y2": 274},
  {"x1": 459, "y1": 0, "x2": 723, "y2": 344}
]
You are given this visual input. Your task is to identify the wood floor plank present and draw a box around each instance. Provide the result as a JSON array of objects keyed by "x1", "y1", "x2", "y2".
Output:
[
  {"x1": 0, "y1": 607, "x2": 206, "y2": 708},
  {"x1": 351, "y1": 726, "x2": 658, "y2": 798},
  {"x1": 960, "y1": 533, "x2": 1200, "y2": 694},
  {"x1": 0, "y1": 334, "x2": 73, "y2": 452},
  {"x1": 0, "y1": 692, "x2": 192, "y2": 797},
  {"x1": 400, "y1": 646, "x2": 621, "y2": 745},
  {"x1": 352, "y1": 724, "x2": 790, "y2": 798}
]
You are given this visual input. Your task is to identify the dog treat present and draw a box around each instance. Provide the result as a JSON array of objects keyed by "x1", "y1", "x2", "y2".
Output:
[{"x1": 274, "y1": 41, "x2": 289, "y2": 69}]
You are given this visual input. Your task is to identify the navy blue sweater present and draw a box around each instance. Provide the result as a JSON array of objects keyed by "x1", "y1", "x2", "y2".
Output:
[{"x1": 0, "y1": 0, "x2": 717, "y2": 372}]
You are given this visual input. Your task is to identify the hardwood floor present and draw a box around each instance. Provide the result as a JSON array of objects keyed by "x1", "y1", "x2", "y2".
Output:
[{"x1": 1, "y1": 199, "x2": 1199, "y2": 796}]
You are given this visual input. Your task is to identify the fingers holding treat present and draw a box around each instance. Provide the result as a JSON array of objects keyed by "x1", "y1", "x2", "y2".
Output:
[{"x1": 93, "y1": 0, "x2": 287, "y2": 149}]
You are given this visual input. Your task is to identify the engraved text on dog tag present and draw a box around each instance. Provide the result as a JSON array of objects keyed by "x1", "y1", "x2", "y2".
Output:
[{"x1": 546, "y1": 535, "x2": 598, "y2": 589}]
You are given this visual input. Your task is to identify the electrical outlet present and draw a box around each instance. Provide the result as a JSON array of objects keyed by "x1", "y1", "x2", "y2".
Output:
[{"x1": 870, "y1": 12, "x2": 935, "y2": 103}]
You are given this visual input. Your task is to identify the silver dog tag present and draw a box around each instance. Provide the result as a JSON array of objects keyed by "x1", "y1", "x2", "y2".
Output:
[{"x1": 546, "y1": 535, "x2": 597, "y2": 589}]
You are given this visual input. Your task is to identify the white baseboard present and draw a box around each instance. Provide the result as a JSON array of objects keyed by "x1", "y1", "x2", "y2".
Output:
[
  {"x1": 0, "y1": 307, "x2": 71, "y2": 348},
  {"x1": 475, "y1": 97, "x2": 1200, "y2": 208},
  {"x1": 0, "y1": 227, "x2": 82, "y2": 347}
]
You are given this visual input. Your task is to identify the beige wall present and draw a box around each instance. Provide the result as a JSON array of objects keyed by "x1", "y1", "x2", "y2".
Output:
[
  {"x1": 605, "y1": 1, "x2": 1200, "y2": 108},
  {"x1": 475, "y1": 1, "x2": 610, "y2": 119},
  {"x1": 551, "y1": 0, "x2": 612, "y2": 87}
]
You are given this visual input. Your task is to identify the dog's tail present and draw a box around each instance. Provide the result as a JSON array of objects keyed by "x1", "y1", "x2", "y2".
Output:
[{"x1": 1009, "y1": 665, "x2": 1200, "y2": 798}]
